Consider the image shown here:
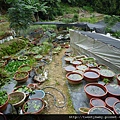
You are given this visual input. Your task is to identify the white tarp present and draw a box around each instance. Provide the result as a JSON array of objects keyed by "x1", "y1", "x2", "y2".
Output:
[{"x1": 69, "y1": 29, "x2": 120, "y2": 73}]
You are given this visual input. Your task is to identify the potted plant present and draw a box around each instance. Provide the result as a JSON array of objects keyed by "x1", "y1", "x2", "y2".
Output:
[
  {"x1": 2, "y1": 55, "x2": 11, "y2": 61},
  {"x1": 0, "y1": 90, "x2": 9, "y2": 112},
  {"x1": 84, "y1": 83, "x2": 107, "y2": 100},
  {"x1": 13, "y1": 85, "x2": 33, "y2": 97},
  {"x1": 34, "y1": 55, "x2": 43, "y2": 61},
  {"x1": 86, "y1": 62, "x2": 98, "y2": 68},
  {"x1": 81, "y1": 57, "x2": 96, "y2": 64},
  {"x1": 18, "y1": 64, "x2": 32, "y2": 73},
  {"x1": 22, "y1": 98, "x2": 45, "y2": 114},
  {"x1": 18, "y1": 56, "x2": 28, "y2": 61},
  {"x1": 27, "y1": 83, "x2": 37, "y2": 90},
  {"x1": 52, "y1": 46, "x2": 61, "y2": 55},
  {"x1": 98, "y1": 64, "x2": 108, "y2": 69},
  {"x1": 66, "y1": 72, "x2": 83, "y2": 84},
  {"x1": 14, "y1": 71, "x2": 29, "y2": 83},
  {"x1": 100, "y1": 69, "x2": 115, "y2": 80},
  {"x1": 75, "y1": 55, "x2": 87, "y2": 61},
  {"x1": 8, "y1": 92, "x2": 26, "y2": 108}
]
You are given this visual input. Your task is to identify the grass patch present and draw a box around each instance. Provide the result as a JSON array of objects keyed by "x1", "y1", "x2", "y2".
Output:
[
  {"x1": 0, "y1": 38, "x2": 27, "y2": 58},
  {"x1": 66, "y1": 87, "x2": 76, "y2": 113},
  {"x1": 0, "y1": 15, "x2": 8, "y2": 21},
  {"x1": 60, "y1": 3, "x2": 79, "y2": 14},
  {"x1": 26, "y1": 25, "x2": 57, "y2": 35},
  {"x1": 79, "y1": 14, "x2": 100, "y2": 23},
  {"x1": 0, "y1": 22, "x2": 10, "y2": 32}
]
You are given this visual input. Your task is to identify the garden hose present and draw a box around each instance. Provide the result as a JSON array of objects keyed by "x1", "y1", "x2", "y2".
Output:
[{"x1": 42, "y1": 86, "x2": 66, "y2": 108}]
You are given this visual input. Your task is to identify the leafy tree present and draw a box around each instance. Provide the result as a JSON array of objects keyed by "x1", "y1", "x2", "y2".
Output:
[
  {"x1": 104, "y1": 15, "x2": 120, "y2": 33},
  {"x1": 93, "y1": 0, "x2": 119, "y2": 15},
  {"x1": 7, "y1": 1, "x2": 34, "y2": 36},
  {"x1": 61, "y1": 0, "x2": 91, "y2": 7},
  {"x1": 24, "y1": 0, "x2": 48, "y2": 21},
  {"x1": 6, "y1": 0, "x2": 48, "y2": 36},
  {"x1": 0, "y1": 0, "x2": 10, "y2": 14},
  {"x1": 39, "y1": 0, "x2": 63, "y2": 20}
]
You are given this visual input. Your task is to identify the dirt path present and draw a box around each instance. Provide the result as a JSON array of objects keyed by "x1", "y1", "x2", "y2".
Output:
[{"x1": 37, "y1": 48, "x2": 76, "y2": 114}]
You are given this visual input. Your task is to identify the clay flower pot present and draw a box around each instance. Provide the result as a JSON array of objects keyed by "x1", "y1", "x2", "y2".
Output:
[
  {"x1": 81, "y1": 57, "x2": 96, "y2": 64},
  {"x1": 105, "y1": 83, "x2": 120, "y2": 98},
  {"x1": 117, "y1": 74, "x2": 120, "y2": 85},
  {"x1": 71, "y1": 60, "x2": 82, "y2": 67},
  {"x1": 98, "y1": 64, "x2": 108, "y2": 69},
  {"x1": 73, "y1": 70, "x2": 84, "y2": 75},
  {"x1": 13, "y1": 85, "x2": 33, "y2": 97},
  {"x1": 64, "y1": 65, "x2": 76, "y2": 73},
  {"x1": 75, "y1": 55, "x2": 87, "y2": 60},
  {"x1": 90, "y1": 98, "x2": 106, "y2": 108},
  {"x1": 18, "y1": 56, "x2": 28, "y2": 61},
  {"x1": 89, "y1": 67, "x2": 100, "y2": 73},
  {"x1": 0, "y1": 60, "x2": 7, "y2": 68},
  {"x1": 29, "y1": 90, "x2": 45, "y2": 99},
  {"x1": 18, "y1": 64, "x2": 32, "y2": 74},
  {"x1": 113, "y1": 101, "x2": 120, "y2": 114},
  {"x1": 66, "y1": 72, "x2": 83, "y2": 84},
  {"x1": 34, "y1": 55, "x2": 43, "y2": 61},
  {"x1": 105, "y1": 97, "x2": 119, "y2": 110},
  {"x1": 88, "y1": 106, "x2": 114, "y2": 114},
  {"x1": 8, "y1": 92, "x2": 26, "y2": 108},
  {"x1": 84, "y1": 83, "x2": 107, "y2": 100},
  {"x1": 79, "y1": 107, "x2": 90, "y2": 114},
  {"x1": 2, "y1": 55, "x2": 11, "y2": 61},
  {"x1": 64, "y1": 57, "x2": 74, "y2": 64},
  {"x1": 22, "y1": 98, "x2": 45, "y2": 114},
  {"x1": 76, "y1": 64, "x2": 88, "y2": 72},
  {"x1": 14, "y1": 71, "x2": 29, "y2": 83},
  {"x1": 83, "y1": 69, "x2": 100, "y2": 82},
  {"x1": 64, "y1": 43, "x2": 70, "y2": 48},
  {"x1": 0, "y1": 112, "x2": 7, "y2": 120},
  {"x1": 0, "y1": 91, "x2": 9, "y2": 112},
  {"x1": 86, "y1": 62, "x2": 98, "y2": 68},
  {"x1": 27, "y1": 83, "x2": 37, "y2": 90},
  {"x1": 100, "y1": 69, "x2": 115, "y2": 80}
]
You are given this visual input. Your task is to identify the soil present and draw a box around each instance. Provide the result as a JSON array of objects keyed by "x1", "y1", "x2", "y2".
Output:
[{"x1": 36, "y1": 48, "x2": 76, "y2": 114}]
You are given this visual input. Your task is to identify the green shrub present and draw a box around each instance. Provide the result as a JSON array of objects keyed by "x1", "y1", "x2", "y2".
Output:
[
  {"x1": 111, "y1": 31, "x2": 120, "y2": 39},
  {"x1": 104, "y1": 15, "x2": 120, "y2": 34},
  {"x1": 83, "y1": 6, "x2": 94, "y2": 13},
  {"x1": 0, "y1": 39, "x2": 26, "y2": 58},
  {"x1": 79, "y1": 17, "x2": 97, "y2": 24},
  {"x1": 72, "y1": 14, "x2": 79, "y2": 22},
  {"x1": 61, "y1": 18, "x2": 73, "y2": 23}
]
